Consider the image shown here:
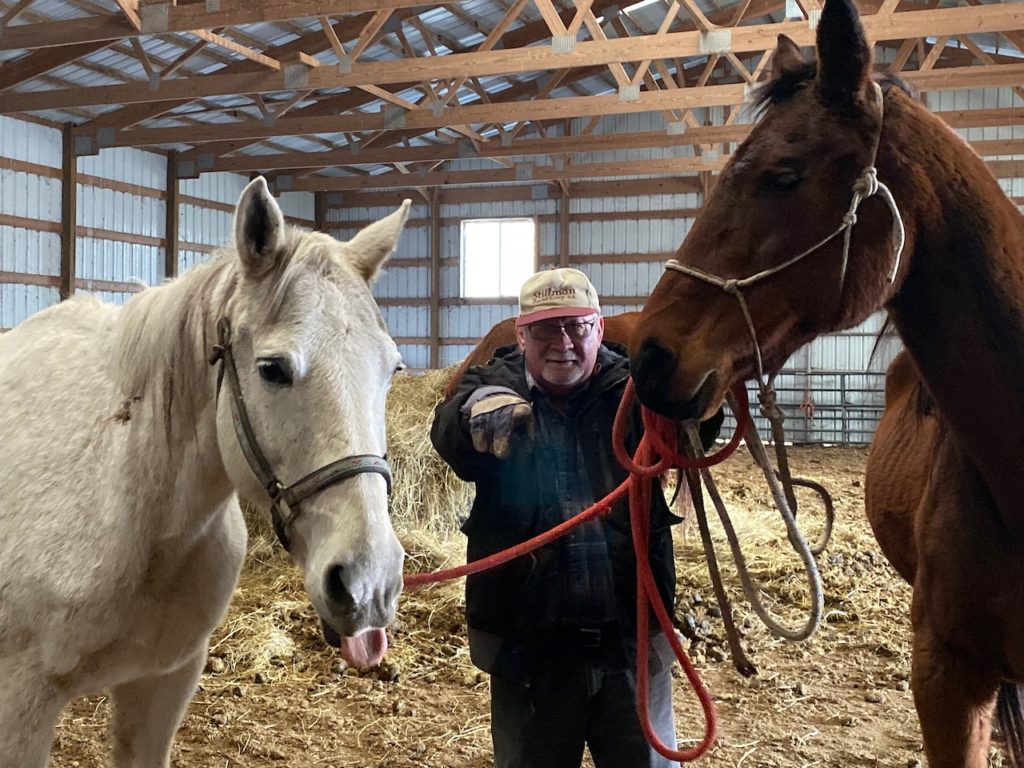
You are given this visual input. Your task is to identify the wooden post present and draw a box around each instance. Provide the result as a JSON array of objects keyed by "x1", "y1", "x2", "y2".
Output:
[
  {"x1": 59, "y1": 123, "x2": 77, "y2": 301},
  {"x1": 165, "y1": 149, "x2": 179, "y2": 279},
  {"x1": 429, "y1": 189, "x2": 441, "y2": 369},
  {"x1": 559, "y1": 185, "x2": 571, "y2": 268},
  {"x1": 700, "y1": 170, "x2": 717, "y2": 205},
  {"x1": 314, "y1": 191, "x2": 328, "y2": 233}
]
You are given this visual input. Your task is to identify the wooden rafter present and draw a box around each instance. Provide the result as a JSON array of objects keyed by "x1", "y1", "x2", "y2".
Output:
[
  {"x1": 189, "y1": 108, "x2": 1024, "y2": 175},
  {"x1": 12, "y1": 3, "x2": 1021, "y2": 112},
  {"x1": 78, "y1": 62, "x2": 1024, "y2": 149},
  {"x1": 284, "y1": 154, "x2": 1024, "y2": 192}
]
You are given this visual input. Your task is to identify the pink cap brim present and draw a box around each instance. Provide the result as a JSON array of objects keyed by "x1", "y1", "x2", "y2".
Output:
[{"x1": 515, "y1": 307, "x2": 598, "y2": 327}]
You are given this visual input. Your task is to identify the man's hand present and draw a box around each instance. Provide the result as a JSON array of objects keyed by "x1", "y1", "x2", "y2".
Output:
[{"x1": 467, "y1": 392, "x2": 534, "y2": 459}]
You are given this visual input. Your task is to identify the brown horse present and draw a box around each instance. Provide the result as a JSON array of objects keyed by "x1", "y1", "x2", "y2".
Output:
[
  {"x1": 864, "y1": 348, "x2": 937, "y2": 584},
  {"x1": 628, "y1": 0, "x2": 1024, "y2": 764}
]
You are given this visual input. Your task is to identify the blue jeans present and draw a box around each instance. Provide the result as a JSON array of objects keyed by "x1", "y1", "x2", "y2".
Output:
[{"x1": 489, "y1": 633, "x2": 677, "y2": 768}]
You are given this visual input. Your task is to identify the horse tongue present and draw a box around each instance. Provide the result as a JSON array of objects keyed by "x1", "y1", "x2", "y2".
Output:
[
  {"x1": 319, "y1": 620, "x2": 388, "y2": 669},
  {"x1": 338, "y1": 628, "x2": 388, "y2": 669}
]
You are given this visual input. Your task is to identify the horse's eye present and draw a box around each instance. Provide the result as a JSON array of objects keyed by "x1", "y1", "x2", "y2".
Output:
[
  {"x1": 257, "y1": 358, "x2": 293, "y2": 387},
  {"x1": 763, "y1": 170, "x2": 803, "y2": 194},
  {"x1": 394, "y1": 361, "x2": 407, "y2": 375}
]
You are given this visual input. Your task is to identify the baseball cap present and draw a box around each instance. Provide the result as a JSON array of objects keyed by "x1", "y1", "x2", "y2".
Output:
[{"x1": 515, "y1": 268, "x2": 601, "y2": 327}]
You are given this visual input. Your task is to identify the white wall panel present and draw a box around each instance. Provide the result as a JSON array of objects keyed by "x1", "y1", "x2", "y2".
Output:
[
  {"x1": 0, "y1": 116, "x2": 61, "y2": 167},
  {"x1": 0, "y1": 117, "x2": 63, "y2": 328},
  {"x1": 78, "y1": 147, "x2": 164, "y2": 188},
  {"x1": 75, "y1": 237, "x2": 160, "y2": 285},
  {"x1": 0, "y1": 169, "x2": 61, "y2": 221},
  {"x1": 180, "y1": 172, "x2": 249, "y2": 206},
  {"x1": 277, "y1": 190, "x2": 314, "y2": 223},
  {"x1": 0, "y1": 283, "x2": 58, "y2": 327},
  {"x1": 180, "y1": 204, "x2": 233, "y2": 248},
  {"x1": 0, "y1": 227, "x2": 60, "y2": 275}
]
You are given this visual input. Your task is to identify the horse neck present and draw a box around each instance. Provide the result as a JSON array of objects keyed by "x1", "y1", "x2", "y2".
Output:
[
  {"x1": 115, "y1": 256, "x2": 238, "y2": 529},
  {"x1": 879, "y1": 94, "x2": 1024, "y2": 514}
]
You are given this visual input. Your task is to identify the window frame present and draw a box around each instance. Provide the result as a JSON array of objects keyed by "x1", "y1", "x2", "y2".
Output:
[{"x1": 458, "y1": 216, "x2": 539, "y2": 300}]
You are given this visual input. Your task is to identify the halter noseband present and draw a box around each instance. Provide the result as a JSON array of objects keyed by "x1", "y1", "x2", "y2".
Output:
[
  {"x1": 208, "y1": 317, "x2": 393, "y2": 551},
  {"x1": 664, "y1": 81, "x2": 906, "y2": 393}
]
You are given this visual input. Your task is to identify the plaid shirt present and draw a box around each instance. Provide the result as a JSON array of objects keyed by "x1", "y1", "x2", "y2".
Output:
[{"x1": 530, "y1": 379, "x2": 618, "y2": 629}]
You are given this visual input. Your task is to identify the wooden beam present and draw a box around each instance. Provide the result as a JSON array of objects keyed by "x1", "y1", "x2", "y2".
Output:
[
  {"x1": 190, "y1": 124, "x2": 752, "y2": 173},
  {"x1": 112, "y1": 79, "x2": 1024, "y2": 151},
  {"x1": 0, "y1": 1, "x2": 447, "y2": 50},
  {"x1": 290, "y1": 156, "x2": 728, "y2": 192},
  {"x1": 165, "y1": 149, "x2": 179, "y2": 279},
  {"x1": 429, "y1": 188, "x2": 441, "y2": 369},
  {"x1": 323, "y1": 176, "x2": 703, "y2": 208},
  {"x1": 60, "y1": 123, "x2": 77, "y2": 301},
  {"x1": 140, "y1": 0, "x2": 439, "y2": 35},
  {"x1": 558, "y1": 186, "x2": 570, "y2": 268},
  {"x1": 314, "y1": 191, "x2": 328, "y2": 231},
  {"x1": 0, "y1": 42, "x2": 111, "y2": 90},
  {"x1": 109, "y1": 86, "x2": 750, "y2": 147},
  {"x1": 8, "y1": 4, "x2": 1024, "y2": 101}
]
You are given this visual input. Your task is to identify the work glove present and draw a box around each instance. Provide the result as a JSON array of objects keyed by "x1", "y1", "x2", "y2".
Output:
[{"x1": 464, "y1": 389, "x2": 534, "y2": 459}]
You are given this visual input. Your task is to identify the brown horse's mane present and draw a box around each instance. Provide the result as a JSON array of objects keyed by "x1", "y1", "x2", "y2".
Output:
[
  {"x1": 752, "y1": 67, "x2": 916, "y2": 114},
  {"x1": 871, "y1": 317, "x2": 937, "y2": 419}
]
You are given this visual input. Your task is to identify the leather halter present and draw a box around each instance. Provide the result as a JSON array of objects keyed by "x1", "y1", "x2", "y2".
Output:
[{"x1": 208, "y1": 317, "x2": 393, "y2": 551}]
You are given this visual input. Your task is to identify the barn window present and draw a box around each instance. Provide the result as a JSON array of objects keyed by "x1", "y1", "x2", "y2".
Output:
[{"x1": 460, "y1": 218, "x2": 536, "y2": 298}]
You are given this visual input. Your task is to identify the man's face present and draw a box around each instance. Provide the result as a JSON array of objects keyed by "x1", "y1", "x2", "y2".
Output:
[{"x1": 516, "y1": 314, "x2": 605, "y2": 399}]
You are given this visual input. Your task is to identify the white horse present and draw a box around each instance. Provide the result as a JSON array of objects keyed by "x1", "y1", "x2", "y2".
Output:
[{"x1": 0, "y1": 177, "x2": 409, "y2": 767}]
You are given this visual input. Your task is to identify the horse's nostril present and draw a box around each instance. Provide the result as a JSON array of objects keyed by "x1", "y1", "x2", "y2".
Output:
[
  {"x1": 632, "y1": 338, "x2": 679, "y2": 411},
  {"x1": 324, "y1": 564, "x2": 355, "y2": 612}
]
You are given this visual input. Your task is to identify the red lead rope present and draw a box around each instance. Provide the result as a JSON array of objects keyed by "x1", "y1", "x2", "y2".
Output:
[{"x1": 405, "y1": 379, "x2": 751, "y2": 764}]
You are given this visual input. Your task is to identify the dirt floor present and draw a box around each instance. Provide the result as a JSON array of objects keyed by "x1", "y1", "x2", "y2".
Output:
[{"x1": 52, "y1": 445, "x2": 1002, "y2": 768}]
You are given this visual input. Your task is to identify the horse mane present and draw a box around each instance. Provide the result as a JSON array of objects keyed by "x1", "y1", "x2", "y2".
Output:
[
  {"x1": 752, "y1": 62, "x2": 917, "y2": 115},
  {"x1": 113, "y1": 226, "x2": 357, "y2": 442},
  {"x1": 871, "y1": 316, "x2": 937, "y2": 420}
]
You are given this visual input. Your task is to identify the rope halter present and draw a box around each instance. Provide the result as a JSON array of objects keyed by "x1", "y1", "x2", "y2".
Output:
[{"x1": 664, "y1": 81, "x2": 905, "y2": 395}]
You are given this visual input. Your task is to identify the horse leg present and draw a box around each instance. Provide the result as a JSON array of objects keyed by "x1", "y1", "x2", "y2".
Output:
[
  {"x1": 110, "y1": 649, "x2": 206, "y2": 768},
  {"x1": 0, "y1": 661, "x2": 67, "y2": 768},
  {"x1": 911, "y1": 607, "x2": 1000, "y2": 768}
]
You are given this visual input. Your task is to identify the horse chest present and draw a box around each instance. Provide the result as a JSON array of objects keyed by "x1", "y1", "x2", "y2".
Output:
[{"x1": 59, "y1": 502, "x2": 246, "y2": 695}]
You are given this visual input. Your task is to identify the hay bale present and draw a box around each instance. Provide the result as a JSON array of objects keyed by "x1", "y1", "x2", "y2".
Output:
[{"x1": 386, "y1": 367, "x2": 473, "y2": 537}]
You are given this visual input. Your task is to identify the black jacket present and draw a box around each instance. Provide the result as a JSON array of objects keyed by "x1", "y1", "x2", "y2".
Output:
[{"x1": 430, "y1": 342, "x2": 680, "y2": 655}]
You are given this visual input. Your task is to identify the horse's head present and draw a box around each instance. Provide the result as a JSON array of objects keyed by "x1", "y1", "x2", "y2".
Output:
[
  {"x1": 218, "y1": 177, "x2": 408, "y2": 668},
  {"x1": 632, "y1": 0, "x2": 903, "y2": 419}
]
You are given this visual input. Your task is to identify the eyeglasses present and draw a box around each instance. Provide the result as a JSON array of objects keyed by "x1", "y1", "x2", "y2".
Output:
[{"x1": 526, "y1": 319, "x2": 596, "y2": 342}]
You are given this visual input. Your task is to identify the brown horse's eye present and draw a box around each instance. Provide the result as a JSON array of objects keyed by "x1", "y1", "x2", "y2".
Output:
[{"x1": 762, "y1": 170, "x2": 803, "y2": 194}]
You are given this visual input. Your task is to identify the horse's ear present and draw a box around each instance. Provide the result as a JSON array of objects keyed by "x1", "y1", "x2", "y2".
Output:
[
  {"x1": 345, "y1": 199, "x2": 411, "y2": 281},
  {"x1": 772, "y1": 35, "x2": 806, "y2": 81},
  {"x1": 235, "y1": 176, "x2": 286, "y2": 277},
  {"x1": 815, "y1": 0, "x2": 872, "y2": 106}
]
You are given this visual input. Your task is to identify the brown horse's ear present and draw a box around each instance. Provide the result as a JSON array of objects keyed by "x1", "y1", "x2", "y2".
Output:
[
  {"x1": 815, "y1": 0, "x2": 872, "y2": 106},
  {"x1": 772, "y1": 35, "x2": 805, "y2": 81}
]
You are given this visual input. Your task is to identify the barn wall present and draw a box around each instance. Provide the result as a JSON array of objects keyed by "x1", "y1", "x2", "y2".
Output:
[
  {"x1": 0, "y1": 115, "x2": 62, "y2": 329},
  {"x1": 0, "y1": 113, "x2": 315, "y2": 329}
]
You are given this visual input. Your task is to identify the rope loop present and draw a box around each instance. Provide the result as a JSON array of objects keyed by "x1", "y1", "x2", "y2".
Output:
[
  {"x1": 854, "y1": 166, "x2": 879, "y2": 198},
  {"x1": 722, "y1": 278, "x2": 741, "y2": 295},
  {"x1": 757, "y1": 388, "x2": 785, "y2": 423},
  {"x1": 842, "y1": 211, "x2": 857, "y2": 228}
]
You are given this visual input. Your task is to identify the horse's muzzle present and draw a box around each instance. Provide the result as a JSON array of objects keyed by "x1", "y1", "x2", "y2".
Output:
[{"x1": 632, "y1": 339, "x2": 719, "y2": 420}]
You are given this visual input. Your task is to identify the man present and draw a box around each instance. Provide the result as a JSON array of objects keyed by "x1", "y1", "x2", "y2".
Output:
[{"x1": 431, "y1": 268, "x2": 720, "y2": 768}]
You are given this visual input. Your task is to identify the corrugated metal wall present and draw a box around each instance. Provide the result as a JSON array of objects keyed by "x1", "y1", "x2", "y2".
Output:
[
  {"x1": 0, "y1": 116, "x2": 316, "y2": 331},
  {"x1": 0, "y1": 116, "x2": 62, "y2": 328}
]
